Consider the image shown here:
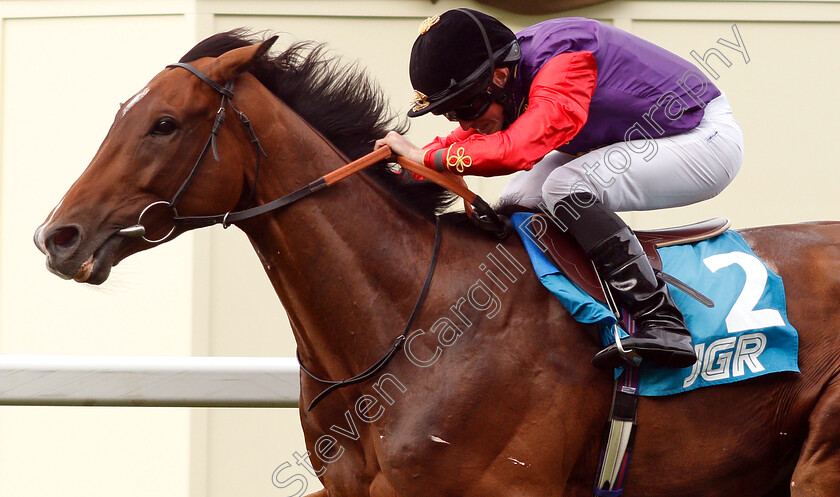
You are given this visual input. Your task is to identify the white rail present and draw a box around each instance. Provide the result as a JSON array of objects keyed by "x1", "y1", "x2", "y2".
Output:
[{"x1": 0, "y1": 355, "x2": 300, "y2": 407}]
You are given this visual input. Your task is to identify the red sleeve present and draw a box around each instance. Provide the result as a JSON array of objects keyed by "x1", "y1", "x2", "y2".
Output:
[{"x1": 421, "y1": 51, "x2": 597, "y2": 176}]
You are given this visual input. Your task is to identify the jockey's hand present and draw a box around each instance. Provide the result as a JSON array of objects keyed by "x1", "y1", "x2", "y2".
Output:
[{"x1": 375, "y1": 131, "x2": 426, "y2": 166}]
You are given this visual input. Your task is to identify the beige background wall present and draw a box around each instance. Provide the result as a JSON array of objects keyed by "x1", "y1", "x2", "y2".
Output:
[{"x1": 0, "y1": 1, "x2": 837, "y2": 496}]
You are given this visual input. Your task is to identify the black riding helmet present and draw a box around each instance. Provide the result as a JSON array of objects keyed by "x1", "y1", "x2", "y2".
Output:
[{"x1": 408, "y1": 9, "x2": 521, "y2": 119}]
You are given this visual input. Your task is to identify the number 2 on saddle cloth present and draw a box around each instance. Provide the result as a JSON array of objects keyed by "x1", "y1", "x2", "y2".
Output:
[{"x1": 512, "y1": 213, "x2": 800, "y2": 497}]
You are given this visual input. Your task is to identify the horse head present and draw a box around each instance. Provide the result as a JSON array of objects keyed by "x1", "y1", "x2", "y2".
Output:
[{"x1": 34, "y1": 38, "x2": 277, "y2": 284}]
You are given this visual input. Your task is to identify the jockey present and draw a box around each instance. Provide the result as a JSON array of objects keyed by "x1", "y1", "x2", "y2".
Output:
[{"x1": 375, "y1": 8, "x2": 743, "y2": 369}]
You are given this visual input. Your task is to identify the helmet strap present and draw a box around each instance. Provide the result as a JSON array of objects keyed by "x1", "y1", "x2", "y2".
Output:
[
  {"x1": 489, "y1": 65, "x2": 518, "y2": 129},
  {"x1": 456, "y1": 8, "x2": 496, "y2": 86}
]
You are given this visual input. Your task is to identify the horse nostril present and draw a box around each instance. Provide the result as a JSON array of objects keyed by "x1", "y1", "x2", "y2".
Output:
[{"x1": 45, "y1": 225, "x2": 82, "y2": 254}]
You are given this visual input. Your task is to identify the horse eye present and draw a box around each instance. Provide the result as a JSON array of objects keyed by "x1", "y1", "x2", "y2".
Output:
[{"x1": 151, "y1": 117, "x2": 178, "y2": 135}]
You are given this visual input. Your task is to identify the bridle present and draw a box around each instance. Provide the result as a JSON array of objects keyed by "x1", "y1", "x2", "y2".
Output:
[
  {"x1": 118, "y1": 62, "x2": 271, "y2": 242},
  {"x1": 118, "y1": 61, "x2": 512, "y2": 242},
  {"x1": 116, "y1": 60, "x2": 512, "y2": 409}
]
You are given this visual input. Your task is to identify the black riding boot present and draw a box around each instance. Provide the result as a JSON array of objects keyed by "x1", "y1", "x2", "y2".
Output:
[{"x1": 553, "y1": 194, "x2": 697, "y2": 369}]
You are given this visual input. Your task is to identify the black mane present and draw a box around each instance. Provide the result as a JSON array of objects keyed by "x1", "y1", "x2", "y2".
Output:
[{"x1": 180, "y1": 29, "x2": 457, "y2": 219}]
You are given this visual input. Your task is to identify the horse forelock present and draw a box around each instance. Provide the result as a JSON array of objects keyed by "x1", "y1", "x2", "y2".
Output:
[{"x1": 179, "y1": 29, "x2": 459, "y2": 221}]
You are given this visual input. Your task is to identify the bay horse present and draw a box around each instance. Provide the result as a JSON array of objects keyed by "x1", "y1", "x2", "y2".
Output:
[{"x1": 33, "y1": 30, "x2": 840, "y2": 497}]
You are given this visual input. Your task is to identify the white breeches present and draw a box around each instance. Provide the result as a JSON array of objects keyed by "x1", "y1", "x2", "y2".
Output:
[{"x1": 500, "y1": 93, "x2": 744, "y2": 212}]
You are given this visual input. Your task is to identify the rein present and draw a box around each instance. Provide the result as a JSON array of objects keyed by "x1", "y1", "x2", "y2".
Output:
[
  {"x1": 116, "y1": 61, "x2": 511, "y2": 409},
  {"x1": 167, "y1": 144, "x2": 511, "y2": 235}
]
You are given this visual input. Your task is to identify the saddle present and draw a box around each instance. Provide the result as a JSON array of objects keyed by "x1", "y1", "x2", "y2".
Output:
[{"x1": 522, "y1": 215, "x2": 731, "y2": 303}]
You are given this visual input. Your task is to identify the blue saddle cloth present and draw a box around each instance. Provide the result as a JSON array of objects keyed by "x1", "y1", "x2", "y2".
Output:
[{"x1": 511, "y1": 213, "x2": 799, "y2": 396}]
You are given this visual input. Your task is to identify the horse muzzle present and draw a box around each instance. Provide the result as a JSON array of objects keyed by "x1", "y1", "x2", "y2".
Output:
[{"x1": 35, "y1": 222, "x2": 121, "y2": 284}]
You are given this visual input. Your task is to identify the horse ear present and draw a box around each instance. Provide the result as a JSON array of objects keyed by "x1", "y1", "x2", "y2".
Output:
[{"x1": 209, "y1": 35, "x2": 278, "y2": 82}]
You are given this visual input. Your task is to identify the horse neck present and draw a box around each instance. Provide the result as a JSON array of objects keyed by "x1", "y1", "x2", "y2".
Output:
[{"x1": 232, "y1": 89, "x2": 436, "y2": 377}]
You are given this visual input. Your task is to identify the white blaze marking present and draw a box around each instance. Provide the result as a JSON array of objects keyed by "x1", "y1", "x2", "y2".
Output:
[
  {"x1": 120, "y1": 87, "x2": 150, "y2": 119},
  {"x1": 46, "y1": 197, "x2": 65, "y2": 224},
  {"x1": 36, "y1": 196, "x2": 66, "y2": 247},
  {"x1": 429, "y1": 435, "x2": 450, "y2": 445}
]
